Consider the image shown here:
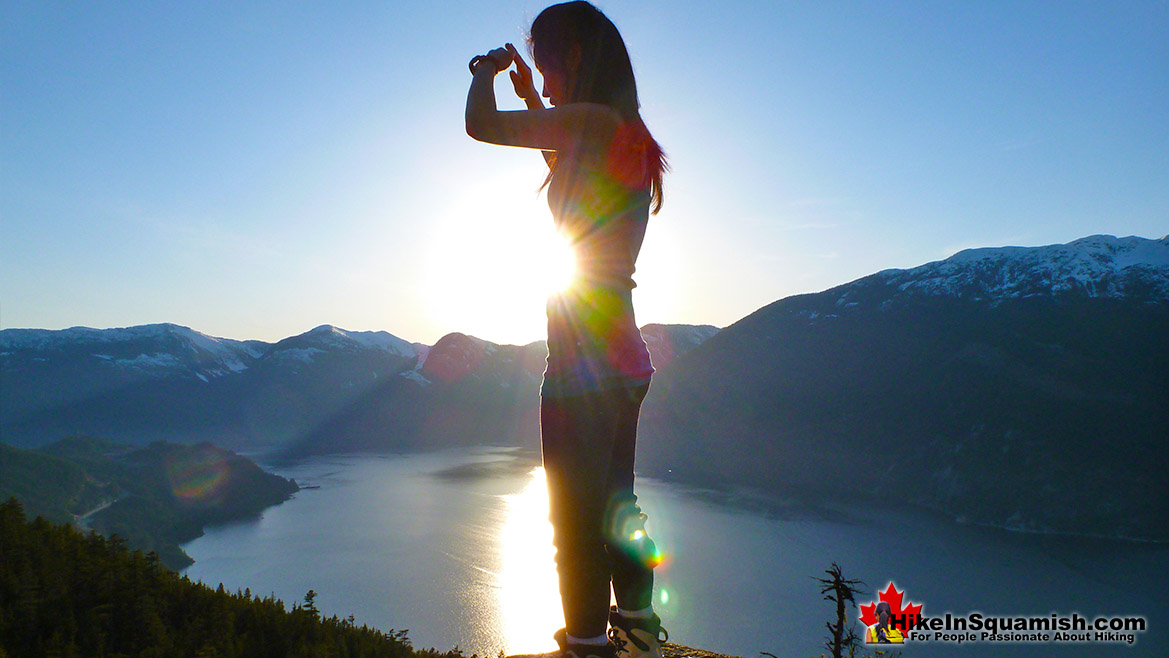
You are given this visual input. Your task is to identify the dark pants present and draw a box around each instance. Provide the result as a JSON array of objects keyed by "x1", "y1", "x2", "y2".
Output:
[{"x1": 540, "y1": 384, "x2": 656, "y2": 639}]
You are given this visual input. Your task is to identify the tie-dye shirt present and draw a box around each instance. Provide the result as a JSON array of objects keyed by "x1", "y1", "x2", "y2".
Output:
[{"x1": 541, "y1": 120, "x2": 655, "y2": 398}]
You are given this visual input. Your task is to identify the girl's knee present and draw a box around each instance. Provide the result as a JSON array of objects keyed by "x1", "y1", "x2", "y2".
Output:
[{"x1": 603, "y1": 497, "x2": 661, "y2": 568}]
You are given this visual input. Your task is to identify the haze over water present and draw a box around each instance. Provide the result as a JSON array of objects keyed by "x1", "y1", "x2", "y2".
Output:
[{"x1": 183, "y1": 449, "x2": 1167, "y2": 657}]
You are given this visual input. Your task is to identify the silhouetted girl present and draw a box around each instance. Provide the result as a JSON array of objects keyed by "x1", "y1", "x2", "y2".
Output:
[{"x1": 465, "y1": 3, "x2": 667, "y2": 658}]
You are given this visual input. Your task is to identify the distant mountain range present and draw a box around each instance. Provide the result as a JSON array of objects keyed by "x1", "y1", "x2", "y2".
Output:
[
  {"x1": 0, "y1": 321, "x2": 718, "y2": 454},
  {"x1": 2, "y1": 234, "x2": 1165, "y2": 540},
  {"x1": 1, "y1": 323, "x2": 414, "y2": 449}
]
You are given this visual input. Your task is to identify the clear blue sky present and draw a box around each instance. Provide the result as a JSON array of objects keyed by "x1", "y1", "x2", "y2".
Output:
[{"x1": 3, "y1": 1, "x2": 1166, "y2": 345}]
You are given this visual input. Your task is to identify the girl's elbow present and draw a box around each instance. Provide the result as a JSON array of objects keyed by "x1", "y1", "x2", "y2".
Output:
[
  {"x1": 466, "y1": 120, "x2": 500, "y2": 144},
  {"x1": 465, "y1": 110, "x2": 490, "y2": 141},
  {"x1": 466, "y1": 109, "x2": 505, "y2": 143},
  {"x1": 465, "y1": 118, "x2": 484, "y2": 141}
]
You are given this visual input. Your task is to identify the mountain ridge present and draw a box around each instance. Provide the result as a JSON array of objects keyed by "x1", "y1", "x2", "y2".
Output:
[
  {"x1": 636, "y1": 234, "x2": 1168, "y2": 541},
  {"x1": 3, "y1": 233, "x2": 1165, "y2": 540},
  {"x1": 0, "y1": 320, "x2": 720, "y2": 451},
  {"x1": 866, "y1": 233, "x2": 1169, "y2": 304}
]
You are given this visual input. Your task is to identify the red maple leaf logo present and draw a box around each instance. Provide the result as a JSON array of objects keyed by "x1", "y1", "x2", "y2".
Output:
[{"x1": 859, "y1": 582, "x2": 924, "y2": 630}]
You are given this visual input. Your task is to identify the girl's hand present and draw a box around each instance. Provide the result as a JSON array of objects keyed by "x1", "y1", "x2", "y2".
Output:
[
  {"x1": 470, "y1": 46, "x2": 512, "y2": 75},
  {"x1": 484, "y1": 46, "x2": 514, "y2": 73},
  {"x1": 506, "y1": 43, "x2": 538, "y2": 102}
]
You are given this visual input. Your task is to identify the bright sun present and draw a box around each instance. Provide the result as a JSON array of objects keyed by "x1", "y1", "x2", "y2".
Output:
[
  {"x1": 536, "y1": 230, "x2": 577, "y2": 296},
  {"x1": 423, "y1": 174, "x2": 576, "y2": 344}
]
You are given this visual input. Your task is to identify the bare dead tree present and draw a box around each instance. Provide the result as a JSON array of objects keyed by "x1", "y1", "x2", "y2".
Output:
[{"x1": 815, "y1": 563, "x2": 865, "y2": 658}]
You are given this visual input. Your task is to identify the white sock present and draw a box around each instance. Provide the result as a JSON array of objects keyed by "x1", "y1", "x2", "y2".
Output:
[
  {"x1": 618, "y1": 606, "x2": 654, "y2": 619},
  {"x1": 567, "y1": 633, "x2": 610, "y2": 646}
]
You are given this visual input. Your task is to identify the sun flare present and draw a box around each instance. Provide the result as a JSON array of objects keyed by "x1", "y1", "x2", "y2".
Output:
[{"x1": 423, "y1": 174, "x2": 577, "y2": 343}]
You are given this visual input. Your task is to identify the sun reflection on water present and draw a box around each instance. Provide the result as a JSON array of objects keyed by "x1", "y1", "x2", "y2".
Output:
[{"x1": 499, "y1": 467, "x2": 563, "y2": 654}]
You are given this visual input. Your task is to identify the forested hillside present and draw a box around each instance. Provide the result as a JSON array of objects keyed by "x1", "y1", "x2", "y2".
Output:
[
  {"x1": 0, "y1": 498, "x2": 464, "y2": 658},
  {"x1": 0, "y1": 437, "x2": 298, "y2": 569}
]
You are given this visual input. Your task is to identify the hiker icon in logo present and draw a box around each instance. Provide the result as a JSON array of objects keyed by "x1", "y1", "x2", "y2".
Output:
[
  {"x1": 865, "y1": 601, "x2": 904, "y2": 644},
  {"x1": 860, "y1": 582, "x2": 921, "y2": 644}
]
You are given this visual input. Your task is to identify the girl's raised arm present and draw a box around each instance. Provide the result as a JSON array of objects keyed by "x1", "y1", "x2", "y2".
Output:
[{"x1": 465, "y1": 45, "x2": 619, "y2": 154}]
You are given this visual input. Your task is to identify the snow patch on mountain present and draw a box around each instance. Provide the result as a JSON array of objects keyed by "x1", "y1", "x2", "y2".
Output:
[
  {"x1": 0, "y1": 323, "x2": 262, "y2": 378},
  {"x1": 301, "y1": 325, "x2": 418, "y2": 357},
  {"x1": 399, "y1": 369, "x2": 432, "y2": 387},
  {"x1": 866, "y1": 234, "x2": 1169, "y2": 304},
  {"x1": 413, "y1": 344, "x2": 431, "y2": 369},
  {"x1": 261, "y1": 325, "x2": 420, "y2": 366},
  {"x1": 114, "y1": 353, "x2": 184, "y2": 370},
  {"x1": 272, "y1": 347, "x2": 325, "y2": 364}
]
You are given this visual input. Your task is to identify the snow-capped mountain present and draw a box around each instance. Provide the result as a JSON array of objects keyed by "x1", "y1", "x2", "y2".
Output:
[
  {"x1": 0, "y1": 323, "x2": 266, "y2": 381},
  {"x1": 637, "y1": 234, "x2": 1168, "y2": 541},
  {"x1": 0, "y1": 322, "x2": 426, "y2": 449},
  {"x1": 840, "y1": 234, "x2": 1169, "y2": 307},
  {"x1": 0, "y1": 324, "x2": 276, "y2": 448},
  {"x1": 261, "y1": 324, "x2": 422, "y2": 366}
]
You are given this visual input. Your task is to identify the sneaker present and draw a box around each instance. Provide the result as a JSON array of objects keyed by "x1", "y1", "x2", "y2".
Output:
[
  {"x1": 607, "y1": 607, "x2": 668, "y2": 658},
  {"x1": 553, "y1": 628, "x2": 617, "y2": 658}
]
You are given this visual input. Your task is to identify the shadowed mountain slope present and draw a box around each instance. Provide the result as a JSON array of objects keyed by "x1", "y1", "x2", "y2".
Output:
[{"x1": 637, "y1": 235, "x2": 1169, "y2": 540}]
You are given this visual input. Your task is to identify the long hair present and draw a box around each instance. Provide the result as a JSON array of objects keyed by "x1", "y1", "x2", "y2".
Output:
[{"x1": 528, "y1": 1, "x2": 667, "y2": 214}]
